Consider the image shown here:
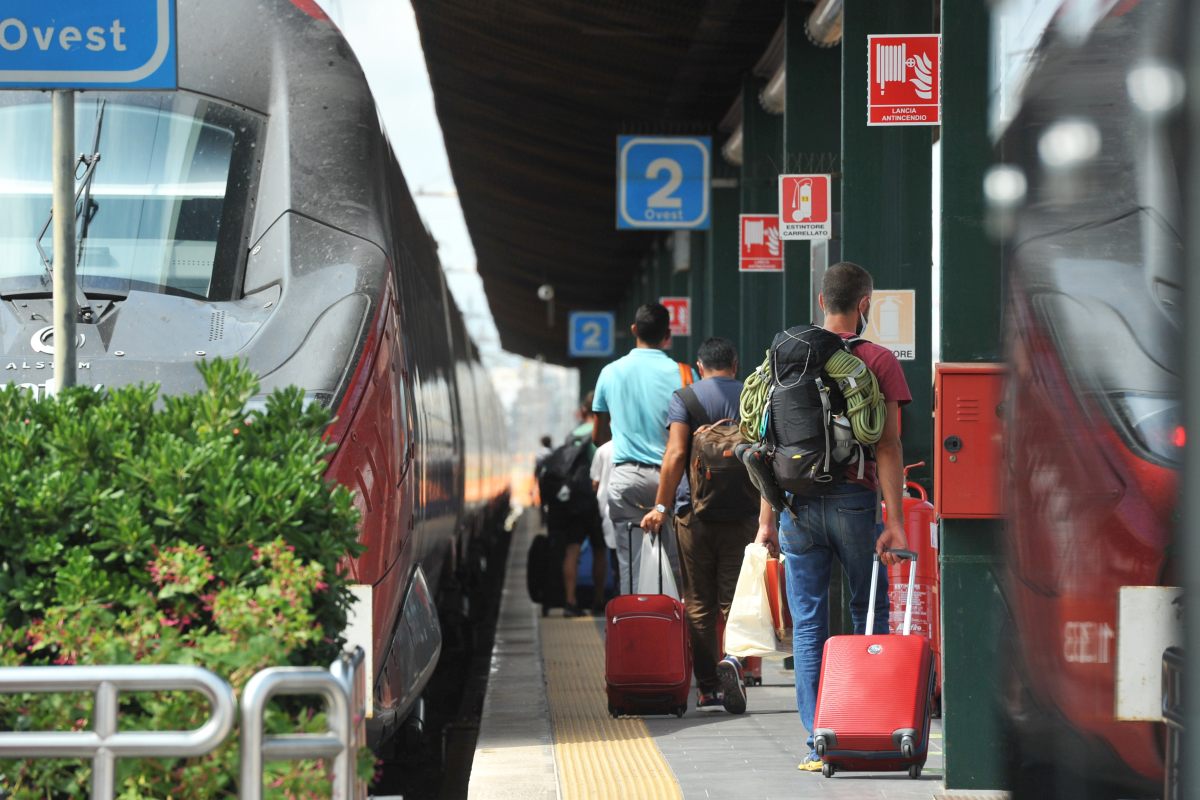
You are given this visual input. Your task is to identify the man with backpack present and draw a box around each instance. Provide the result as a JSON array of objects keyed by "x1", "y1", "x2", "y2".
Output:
[
  {"x1": 749, "y1": 261, "x2": 911, "y2": 773},
  {"x1": 640, "y1": 337, "x2": 760, "y2": 714},
  {"x1": 592, "y1": 302, "x2": 694, "y2": 595}
]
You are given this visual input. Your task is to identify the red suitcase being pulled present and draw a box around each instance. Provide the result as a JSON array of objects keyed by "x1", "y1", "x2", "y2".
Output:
[
  {"x1": 605, "y1": 524, "x2": 692, "y2": 718},
  {"x1": 812, "y1": 550, "x2": 935, "y2": 780}
]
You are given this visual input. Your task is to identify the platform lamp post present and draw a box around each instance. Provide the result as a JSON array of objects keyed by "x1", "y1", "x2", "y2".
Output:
[{"x1": 51, "y1": 89, "x2": 78, "y2": 392}]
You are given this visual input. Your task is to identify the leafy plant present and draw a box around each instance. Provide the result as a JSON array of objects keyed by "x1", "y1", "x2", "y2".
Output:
[{"x1": 0, "y1": 359, "x2": 368, "y2": 798}]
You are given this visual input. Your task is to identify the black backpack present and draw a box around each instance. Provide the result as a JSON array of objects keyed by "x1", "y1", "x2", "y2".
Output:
[
  {"x1": 538, "y1": 436, "x2": 598, "y2": 520},
  {"x1": 766, "y1": 325, "x2": 869, "y2": 494}
]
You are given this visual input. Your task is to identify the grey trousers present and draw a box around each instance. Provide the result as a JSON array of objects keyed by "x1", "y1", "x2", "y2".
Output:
[{"x1": 607, "y1": 462, "x2": 682, "y2": 594}]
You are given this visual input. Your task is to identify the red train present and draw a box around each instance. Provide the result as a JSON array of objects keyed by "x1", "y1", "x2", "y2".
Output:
[{"x1": 998, "y1": 0, "x2": 1181, "y2": 795}]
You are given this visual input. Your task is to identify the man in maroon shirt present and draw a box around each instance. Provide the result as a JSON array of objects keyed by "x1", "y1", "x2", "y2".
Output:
[{"x1": 750, "y1": 261, "x2": 911, "y2": 772}]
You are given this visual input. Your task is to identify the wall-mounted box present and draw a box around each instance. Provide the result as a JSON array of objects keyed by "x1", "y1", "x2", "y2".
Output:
[{"x1": 934, "y1": 363, "x2": 1005, "y2": 519}]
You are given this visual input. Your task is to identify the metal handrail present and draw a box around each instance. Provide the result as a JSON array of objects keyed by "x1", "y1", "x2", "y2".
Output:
[
  {"x1": 1163, "y1": 646, "x2": 1185, "y2": 800},
  {"x1": 0, "y1": 664, "x2": 236, "y2": 800},
  {"x1": 240, "y1": 647, "x2": 367, "y2": 800}
]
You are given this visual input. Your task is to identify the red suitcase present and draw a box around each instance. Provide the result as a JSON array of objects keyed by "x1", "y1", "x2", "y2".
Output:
[
  {"x1": 812, "y1": 550, "x2": 935, "y2": 780},
  {"x1": 605, "y1": 524, "x2": 692, "y2": 718}
]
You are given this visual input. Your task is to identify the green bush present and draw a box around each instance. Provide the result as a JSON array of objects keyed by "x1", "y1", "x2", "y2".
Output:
[{"x1": 0, "y1": 359, "x2": 367, "y2": 798}]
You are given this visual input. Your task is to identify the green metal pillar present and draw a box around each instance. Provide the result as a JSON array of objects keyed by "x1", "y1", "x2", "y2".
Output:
[
  {"x1": 938, "y1": 0, "x2": 1006, "y2": 789},
  {"x1": 706, "y1": 174, "x2": 741, "y2": 346},
  {"x1": 783, "y1": 4, "x2": 841, "y2": 327},
  {"x1": 687, "y1": 231, "x2": 707, "y2": 363},
  {"x1": 739, "y1": 77, "x2": 785, "y2": 362},
  {"x1": 841, "y1": 0, "x2": 933, "y2": 479}
]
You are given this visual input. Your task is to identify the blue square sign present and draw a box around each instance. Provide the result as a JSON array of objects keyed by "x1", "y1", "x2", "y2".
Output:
[
  {"x1": 0, "y1": 0, "x2": 177, "y2": 90},
  {"x1": 569, "y1": 312, "x2": 615, "y2": 359},
  {"x1": 617, "y1": 136, "x2": 711, "y2": 230}
]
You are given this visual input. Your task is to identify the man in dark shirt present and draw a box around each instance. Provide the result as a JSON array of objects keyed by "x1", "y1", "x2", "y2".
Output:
[{"x1": 641, "y1": 337, "x2": 757, "y2": 714}]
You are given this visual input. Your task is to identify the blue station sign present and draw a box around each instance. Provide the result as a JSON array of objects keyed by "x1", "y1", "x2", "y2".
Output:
[
  {"x1": 0, "y1": 0, "x2": 177, "y2": 89},
  {"x1": 616, "y1": 136, "x2": 711, "y2": 230},
  {"x1": 568, "y1": 312, "x2": 615, "y2": 359}
]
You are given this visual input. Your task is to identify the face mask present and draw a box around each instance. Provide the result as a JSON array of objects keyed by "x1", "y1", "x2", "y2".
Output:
[{"x1": 857, "y1": 310, "x2": 869, "y2": 336}]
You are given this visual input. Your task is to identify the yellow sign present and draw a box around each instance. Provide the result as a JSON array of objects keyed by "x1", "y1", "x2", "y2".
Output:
[{"x1": 863, "y1": 289, "x2": 916, "y2": 360}]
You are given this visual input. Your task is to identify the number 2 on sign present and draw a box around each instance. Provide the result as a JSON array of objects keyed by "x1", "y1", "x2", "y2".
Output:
[
  {"x1": 581, "y1": 322, "x2": 603, "y2": 349},
  {"x1": 646, "y1": 158, "x2": 683, "y2": 209}
]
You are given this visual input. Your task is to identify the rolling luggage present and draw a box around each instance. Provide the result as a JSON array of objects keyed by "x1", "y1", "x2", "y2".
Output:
[
  {"x1": 812, "y1": 549, "x2": 935, "y2": 780},
  {"x1": 525, "y1": 533, "x2": 565, "y2": 615},
  {"x1": 605, "y1": 523, "x2": 692, "y2": 718}
]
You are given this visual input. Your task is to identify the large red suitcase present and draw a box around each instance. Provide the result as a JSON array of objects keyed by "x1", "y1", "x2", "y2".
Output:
[
  {"x1": 812, "y1": 550, "x2": 935, "y2": 780},
  {"x1": 605, "y1": 524, "x2": 692, "y2": 718}
]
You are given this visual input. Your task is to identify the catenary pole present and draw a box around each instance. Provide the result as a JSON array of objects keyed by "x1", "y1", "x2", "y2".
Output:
[{"x1": 51, "y1": 89, "x2": 77, "y2": 390}]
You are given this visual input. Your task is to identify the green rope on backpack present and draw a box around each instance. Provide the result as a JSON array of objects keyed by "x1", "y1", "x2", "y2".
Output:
[
  {"x1": 739, "y1": 350, "x2": 771, "y2": 442},
  {"x1": 825, "y1": 349, "x2": 886, "y2": 445}
]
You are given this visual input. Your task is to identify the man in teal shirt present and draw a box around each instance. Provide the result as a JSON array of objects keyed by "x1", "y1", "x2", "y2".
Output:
[{"x1": 592, "y1": 303, "x2": 691, "y2": 594}]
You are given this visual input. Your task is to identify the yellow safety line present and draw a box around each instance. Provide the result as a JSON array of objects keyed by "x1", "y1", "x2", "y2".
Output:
[{"x1": 540, "y1": 616, "x2": 683, "y2": 800}]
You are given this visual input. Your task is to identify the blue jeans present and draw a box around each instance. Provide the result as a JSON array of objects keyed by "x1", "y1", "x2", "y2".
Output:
[{"x1": 778, "y1": 484, "x2": 887, "y2": 752}]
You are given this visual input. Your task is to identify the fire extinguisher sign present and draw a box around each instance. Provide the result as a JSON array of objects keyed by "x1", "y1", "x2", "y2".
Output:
[
  {"x1": 867, "y1": 34, "x2": 941, "y2": 126},
  {"x1": 778, "y1": 174, "x2": 831, "y2": 240},
  {"x1": 862, "y1": 289, "x2": 917, "y2": 360}
]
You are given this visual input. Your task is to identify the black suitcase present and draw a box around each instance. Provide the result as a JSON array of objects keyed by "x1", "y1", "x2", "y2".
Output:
[{"x1": 526, "y1": 533, "x2": 565, "y2": 615}]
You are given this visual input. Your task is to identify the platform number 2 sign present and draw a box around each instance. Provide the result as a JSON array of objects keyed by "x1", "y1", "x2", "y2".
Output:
[
  {"x1": 617, "y1": 136, "x2": 711, "y2": 230},
  {"x1": 569, "y1": 312, "x2": 615, "y2": 358}
]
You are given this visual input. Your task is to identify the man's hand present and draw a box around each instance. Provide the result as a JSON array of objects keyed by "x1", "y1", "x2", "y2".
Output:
[
  {"x1": 641, "y1": 508, "x2": 666, "y2": 534},
  {"x1": 756, "y1": 522, "x2": 779, "y2": 558},
  {"x1": 876, "y1": 520, "x2": 908, "y2": 566}
]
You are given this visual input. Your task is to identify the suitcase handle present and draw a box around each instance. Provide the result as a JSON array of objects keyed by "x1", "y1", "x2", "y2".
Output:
[
  {"x1": 626, "y1": 521, "x2": 665, "y2": 595},
  {"x1": 866, "y1": 551, "x2": 918, "y2": 636}
]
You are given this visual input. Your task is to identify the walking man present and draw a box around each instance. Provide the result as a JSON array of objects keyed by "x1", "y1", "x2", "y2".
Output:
[
  {"x1": 592, "y1": 303, "x2": 692, "y2": 594},
  {"x1": 753, "y1": 262, "x2": 911, "y2": 772},
  {"x1": 640, "y1": 337, "x2": 760, "y2": 714}
]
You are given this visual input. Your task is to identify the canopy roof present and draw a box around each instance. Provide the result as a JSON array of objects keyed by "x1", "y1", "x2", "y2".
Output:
[{"x1": 411, "y1": 1, "x2": 784, "y2": 361}]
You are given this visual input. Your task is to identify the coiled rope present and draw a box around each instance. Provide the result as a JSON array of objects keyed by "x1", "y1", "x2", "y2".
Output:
[
  {"x1": 825, "y1": 349, "x2": 886, "y2": 444},
  {"x1": 739, "y1": 347, "x2": 886, "y2": 445}
]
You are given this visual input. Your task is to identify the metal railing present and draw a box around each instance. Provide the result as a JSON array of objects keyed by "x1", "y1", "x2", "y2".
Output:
[
  {"x1": 1163, "y1": 646, "x2": 1185, "y2": 800},
  {"x1": 0, "y1": 648, "x2": 366, "y2": 800}
]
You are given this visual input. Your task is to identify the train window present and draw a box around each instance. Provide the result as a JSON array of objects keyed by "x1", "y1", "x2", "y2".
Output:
[{"x1": 0, "y1": 92, "x2": 263, "y2": 302}]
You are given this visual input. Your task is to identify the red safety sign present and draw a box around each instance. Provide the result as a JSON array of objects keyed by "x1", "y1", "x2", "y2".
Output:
[
  {"x1": 778, "y1": 174, "x2": 831, "y2": 240},
  {"x1": 867, "y1": 34, "x2": 941, "y2": 126},
  {"x1": 660, "y1": 296, "x2": 691, "y2": 337},
  {"x1": 739, "y1": 214, "x2": 783, "y2": 272}
]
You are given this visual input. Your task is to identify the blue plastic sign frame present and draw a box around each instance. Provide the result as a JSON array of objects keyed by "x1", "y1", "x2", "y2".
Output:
[
  {"x1": 0, "y1": 0, "x2": 177, "y2": 89},
  {"x1": 617, "y1": 136, "x2": 711, "y2": 230},
  {"x1": 569, "y1": 312, "x2": 615, "y2": 359}
]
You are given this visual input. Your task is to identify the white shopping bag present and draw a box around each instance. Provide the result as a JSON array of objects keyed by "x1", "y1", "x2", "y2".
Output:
[
  {"x1": 637, "y1": 531, "x2": 680, "y2": 600},
  {"x1": 725, "y1": 543, "x2": 788, "y2": 658}
]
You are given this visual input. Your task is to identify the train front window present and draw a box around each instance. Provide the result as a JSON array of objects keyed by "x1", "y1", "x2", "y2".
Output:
[{"x1": 0, "y1": 92, "x2": 263, "y2": 301}]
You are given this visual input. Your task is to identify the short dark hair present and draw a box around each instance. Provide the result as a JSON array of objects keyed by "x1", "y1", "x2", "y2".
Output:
[
  {"x1": 540, "y1": 435, "x2": 552, "y2": 448},
  {"x1": 822, "y1": 261, "x2": 874, "y2": 314},
  {"x1": 696, "y1": 337, "x2": 737, "y2": 372},
  {"x1": 634, "y1": 303, "x2": 671, "y2": 345}
]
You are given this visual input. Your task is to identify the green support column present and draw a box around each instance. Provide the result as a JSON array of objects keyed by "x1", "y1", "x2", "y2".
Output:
[
  {"x1": 939, "y1": 1, "x2": 1006, "y2": 789},
  {"x1": 705, "y1": 174, "x2": 741, "y2": 346},
  {"x1": 739, "y1": 77, "x2": 785, "y2": 361},
  {"x1": 841, "y1": 0, "x2": 933, "y2": 479},
  {"x1": 688, "y1": 231, "x2": 707, "y2": 363},
  {"x1": 783, "y1": 4, "x2": 842, "y2": 327}
]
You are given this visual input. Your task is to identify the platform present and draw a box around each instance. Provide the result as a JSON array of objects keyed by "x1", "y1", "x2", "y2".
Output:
[{"x1": 468, "y1": 514, "x2": 952, "y2": 800}]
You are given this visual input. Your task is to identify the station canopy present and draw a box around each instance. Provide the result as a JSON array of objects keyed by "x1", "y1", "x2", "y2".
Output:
[{"x1": 411, "y1": 1, "x2": 784, "y2": 362}]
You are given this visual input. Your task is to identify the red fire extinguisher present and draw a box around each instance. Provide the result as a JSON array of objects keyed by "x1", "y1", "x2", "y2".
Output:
[{"x1": 882, "y1": 462, "x2": 941, "y2": 699}]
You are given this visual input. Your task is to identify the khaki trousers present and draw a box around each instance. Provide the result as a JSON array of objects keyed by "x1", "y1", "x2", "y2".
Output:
[{"x1": 674, "y1": 511, "x2": 758, "y2": 693}]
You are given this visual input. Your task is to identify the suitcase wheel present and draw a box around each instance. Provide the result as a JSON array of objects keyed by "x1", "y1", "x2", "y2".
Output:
[
  {"x1": 609, "y1": 706, "x2": 621, "y2": 718},
  {"x1": 674, "y1": 706, "x2": 686, "y2": 718},
  {"x1": 814, "y1": 740, "x2": 826, "y2": 758},
  {"x1": 901, "y1": 736, "x2": 914, "y2": 759},
  {"x1": 908, "y1": 765, "x2": 921, "y2": 780},
  {"x1": 746, "y1": 676, "x2": 762, "y2": 687},
  {"x1": 821, "y1": 763, "x2": 834, "y2": 779},
  {"x1": 541, "y1": 605, "x2": 549, "y2": 618}
]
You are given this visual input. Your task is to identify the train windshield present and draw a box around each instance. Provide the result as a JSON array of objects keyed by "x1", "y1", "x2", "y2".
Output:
[{"x1": 0, "y1": 92, "x2": 263, "y2": 302}]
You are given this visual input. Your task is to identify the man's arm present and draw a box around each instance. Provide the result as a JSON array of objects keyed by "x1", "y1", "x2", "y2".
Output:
[
  {"x1": 755, "y1": 496, "x2": 779, "y2": 557},
  {"x1": 874, "y1": 400, "x2": 907, "y2": 566},
  {"x1": 593, "y1": 412, "x2": 612, "y2": 446},
  {"x1": 640, "y1": 422, "x2": 689, "y2": 534}
]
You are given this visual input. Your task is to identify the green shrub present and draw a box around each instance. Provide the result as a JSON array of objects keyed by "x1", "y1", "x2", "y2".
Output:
[{"x1": 0, "y1": 359, "x2": 367, "y2": 798}]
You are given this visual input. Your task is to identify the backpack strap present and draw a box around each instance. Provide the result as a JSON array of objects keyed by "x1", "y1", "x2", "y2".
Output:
[
  {"x1": 678, "y1": 362, "x2": 694, "y2": 388},
  {"x1": 844, "y1": 336, "x2": 867, "y2": 350},
  {"x1": 676, "y1": 385, "x2": 711, "y2": 428}
]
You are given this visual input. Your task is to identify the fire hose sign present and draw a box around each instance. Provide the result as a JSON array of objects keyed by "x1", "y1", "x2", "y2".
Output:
[
  {"x1": 867, "y1": 34, "x2": 940, "y2": 126},
  {"x1": 778, "y1": 174, "x2": 831, "y2": 240}
]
